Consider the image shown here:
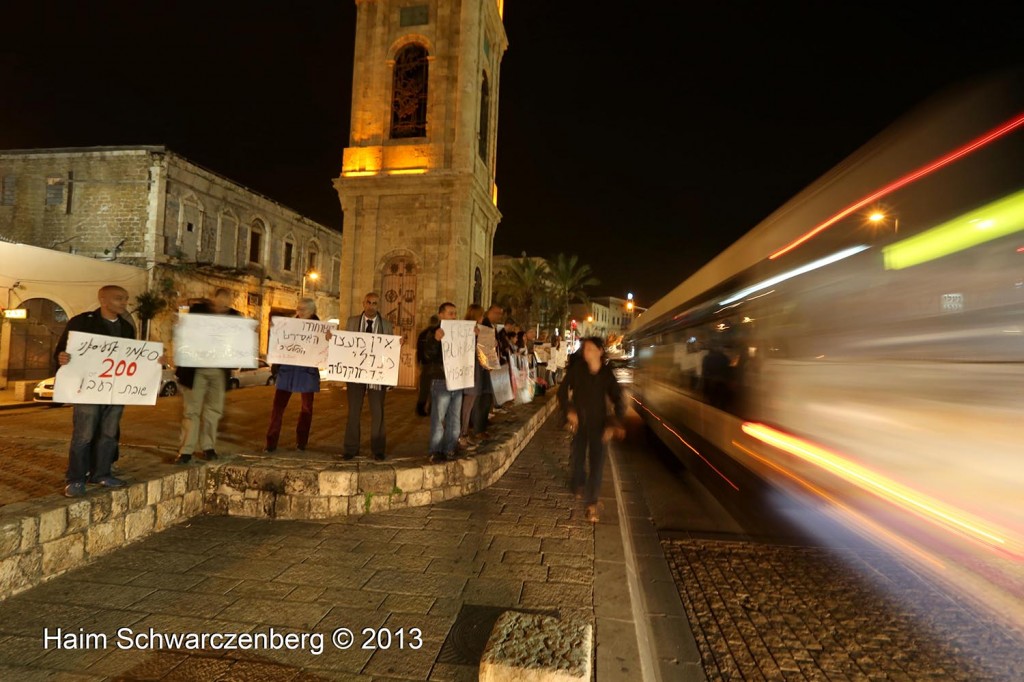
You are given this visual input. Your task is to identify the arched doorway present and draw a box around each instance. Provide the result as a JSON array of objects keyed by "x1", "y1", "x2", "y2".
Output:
[
  {"x1": 7, "y1": 298, "x2": 68, "y2": 380},
  {"x1": 381, "y1": 256, "x2": 418, "y2": 387}
]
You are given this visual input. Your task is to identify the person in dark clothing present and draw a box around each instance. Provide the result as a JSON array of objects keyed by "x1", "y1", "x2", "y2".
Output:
[
  {"x1": 701, "y1": 344, "x2": 732, "y2": 410},
  {"x1": 54, "y1": 285, "x2": 138, "y2": 497},
  {"x1": 415, "y1": 314, "x2": 440, "y2": 417},
  {"x1": 175, "y1": 288, "x2": 242, "y2": 464},
  {"x1": 264, "y1": 298, "x2": 321, "y2": 452},
  {"x1": 557, "y1": 336, "x2": 626, "y2": 523},
  {"x1": 472, "y1": 304, "x2": 503, "y2": 438},
  {"x1": 421, "y1": 302, "x2": 463, "y2": 462}
]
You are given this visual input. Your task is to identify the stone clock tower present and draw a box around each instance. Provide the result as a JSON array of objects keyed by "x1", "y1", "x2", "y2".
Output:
[{"x1": 334, "y1": 0, "x2": 507, "y2": 386}]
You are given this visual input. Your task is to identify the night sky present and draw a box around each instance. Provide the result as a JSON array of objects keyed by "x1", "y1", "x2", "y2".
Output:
[{"x1": 2, "y1": 2, "x2": 1021, "y2": 306}]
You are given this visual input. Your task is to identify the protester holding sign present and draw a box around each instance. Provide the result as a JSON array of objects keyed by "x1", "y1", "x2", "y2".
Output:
[
  {"x1": 263, "y1": 298, "x2": 323, "y2": 453},
  {"x1": 422, "y1": 302, "x2": 463, "y2": 463},
  {"x1": 340, "y1": 292, "x2": 394, "y2": 461},
  {"x1": 174, "y1": 288, "x2": 244, "y2": 464},
  {"x1": 459, "y1": 304, "x2": 486, "y2": 449},
  {"x1": 53, "y1": 285, "x2": 137, "y2": 497}
]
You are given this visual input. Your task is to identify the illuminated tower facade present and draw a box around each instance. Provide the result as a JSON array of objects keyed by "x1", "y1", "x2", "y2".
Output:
[{"x1": 334, "y1": 0, "x2": 507, "y2": 386}]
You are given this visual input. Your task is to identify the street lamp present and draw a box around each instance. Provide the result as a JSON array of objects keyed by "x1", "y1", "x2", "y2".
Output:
[
  {"x1": 869, "y1": 211, "x2": 898, "y2": 234},
  {"x1": 301, "y1": 270, "x2": 319, "y2": 297}
]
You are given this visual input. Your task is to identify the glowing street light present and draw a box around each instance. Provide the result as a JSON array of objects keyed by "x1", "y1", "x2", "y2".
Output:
[{"x1": 301, "y1": 270, "x2": 319, "y2": 297}]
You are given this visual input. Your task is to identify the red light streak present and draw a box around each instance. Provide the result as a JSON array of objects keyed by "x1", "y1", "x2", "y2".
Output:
[
  {"x1": 770, "y1": 112, "x2": 1024, "y2": 260},
  {"x1": 630, "y1": 396, "x2": 739, "y2": 491}
]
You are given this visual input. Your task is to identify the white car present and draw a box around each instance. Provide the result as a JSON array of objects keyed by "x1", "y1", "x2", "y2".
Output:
[
  {"x1": 33, "y1": 365, "x2": 179, "y2": 403},
  {"x1": 229, "y1": 360, "x2": 274, "y2": 390}
]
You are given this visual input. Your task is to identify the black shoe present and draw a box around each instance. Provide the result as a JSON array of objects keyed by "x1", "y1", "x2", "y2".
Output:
[
  {"x1": 296, "y1": 445, "x2": 306, "y2": 451},
  {"x1": 429, "y1": 452, "x2": 446, "y2": 464},
  {"x1": 445, "y1": 451, "x2": 457, "y2": 462},
  {"x1": 263, "y1": 446, "x2": 276, "y2": 453},
  {"x1": 373, "y1": 453, "x2": 386, "y2": 461},
  {"x1": 175, "y1": 454, "x2": 191, "y2": 465},
  {"x1": 415, "y1": 404, "x2": 428, "y2": 417},
  {"x1": 203, "y1": 449, "x2": 218, "y2": 460},
  {"x1": 342, "y1": 453, "x2": 355, "y2": 461}
]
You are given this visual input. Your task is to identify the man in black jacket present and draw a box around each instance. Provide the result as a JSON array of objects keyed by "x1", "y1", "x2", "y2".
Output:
[
  {"x1": 421, "y1": 302, "x2": 463, "y2": 462},
  {"x1": 174, "y1": 288, "x2": 241, "y2": 464},
  {"x1": 54, "y1": 285, "x2": 136, "y2": 497}
]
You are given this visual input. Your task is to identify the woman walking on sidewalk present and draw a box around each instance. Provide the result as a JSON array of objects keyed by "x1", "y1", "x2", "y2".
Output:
[
  {"x1": 264, "y1": 298, "x2": 321, "y2": 452},
  {"x1": 557, "y1": 336, "x2": 626, "y2": 523}
]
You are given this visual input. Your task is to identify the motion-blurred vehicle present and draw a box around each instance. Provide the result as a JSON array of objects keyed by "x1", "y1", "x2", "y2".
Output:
[
  {"x1": 627, "y1": 70, "x2": 1024, "y2": 631},
  {"x1": 34, "y1": 365, "x2": 179, "y2": 404},
  {"x1": 607, "y1": 356, "x2": 634, "y2": 384},
  {"x1": 229, "y1": 360, "x2": 274, "y2": 390}
]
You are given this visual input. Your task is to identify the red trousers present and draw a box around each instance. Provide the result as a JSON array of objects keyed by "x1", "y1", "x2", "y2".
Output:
[{"x1": 265, "y1": 389, "x2": 315, "y2": 450}]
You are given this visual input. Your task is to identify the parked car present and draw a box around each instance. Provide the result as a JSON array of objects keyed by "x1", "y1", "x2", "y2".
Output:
[
  {"x1": 229, "y1": 360, "x2": 274, "y2": 390},
  {"x1": 33, "y1": 365, "x2": 179, "y2": 404}
]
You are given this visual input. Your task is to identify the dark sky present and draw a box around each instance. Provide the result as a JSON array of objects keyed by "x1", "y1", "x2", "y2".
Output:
[{"x1": 3, "y1": 2, "x2": 1022, "y2": 306}]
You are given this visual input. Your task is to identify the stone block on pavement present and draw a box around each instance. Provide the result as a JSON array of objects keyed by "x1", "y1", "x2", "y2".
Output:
[{"x1": 479, "y1": 610, "x2": 592, "y2": 682}]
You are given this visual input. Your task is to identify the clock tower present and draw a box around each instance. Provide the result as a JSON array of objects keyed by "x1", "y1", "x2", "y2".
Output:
[{"x1": 334, "y1": 0, "x2": 507, "y2": 386}]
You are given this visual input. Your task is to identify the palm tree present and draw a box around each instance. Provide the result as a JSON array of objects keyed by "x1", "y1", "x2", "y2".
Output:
[
  {"x1": 547, "y1": 253, "x2": 599, "y2": 334},
  {"x1": 495, "y1": 253, "x2": 551, "y2": 327},
  {"x1": 133, "y1": 290, "x2": 167, "y2": 341}
]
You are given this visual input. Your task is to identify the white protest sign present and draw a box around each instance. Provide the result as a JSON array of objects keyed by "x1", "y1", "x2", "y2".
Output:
[
  {"x1": 54, "y1": 331, "x2": 164, "y2": 405},
  {"x1": 173, "y1": 314, "x2": 258, "y2": 368},
  {"x1": 477, "y1": 325, "x2": 500, "y2": 369},
  {"x1": 441, "y1": 320, "x2": 476, "y2": 391},
  {"x1": 325, "y1": 330, "x2": 401, "y2": 386},
  {"x1": 533, "y1": 343, "x2": 551, "y2": 364},
  {"x1": 266, "y1": 317, "x2": 336, "y2": 368}
]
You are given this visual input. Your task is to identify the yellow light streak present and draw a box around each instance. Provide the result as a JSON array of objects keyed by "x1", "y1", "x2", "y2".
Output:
[
  {"x1": 741, "y1": 422, "x2": 1023, "y2": 558},
  {"x1": 732, "y1": 440, "x2": 945, "y2": 570}
]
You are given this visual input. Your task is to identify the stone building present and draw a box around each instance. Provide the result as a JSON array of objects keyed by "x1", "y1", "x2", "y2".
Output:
[
  {"x1": 334, "y1": 0, "x2": 507, "y2": 386},
  {"x1": 0, "y1": 146, "x2": 343, "y2": 358}
]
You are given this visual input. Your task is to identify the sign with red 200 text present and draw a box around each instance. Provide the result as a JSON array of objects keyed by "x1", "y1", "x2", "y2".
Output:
[{"x1": 53, "y1": 331, "x2": 164, "y2": 405}]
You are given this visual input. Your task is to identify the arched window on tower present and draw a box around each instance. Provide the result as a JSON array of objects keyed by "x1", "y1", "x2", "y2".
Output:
[
  {"x1": 478, "y1": 72, "x2": 490, "y2": 161},
  {"x1": 391, "y1": 45, "x2": 429, "y2": 139},
  {"x1": 473, "y1": 267, "x2": 483, "y2": 306}
]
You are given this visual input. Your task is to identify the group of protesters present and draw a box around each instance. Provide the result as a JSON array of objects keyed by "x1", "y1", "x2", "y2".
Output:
[{"x1": 55, "y1": 286, "x2": 625, "y2": 523}]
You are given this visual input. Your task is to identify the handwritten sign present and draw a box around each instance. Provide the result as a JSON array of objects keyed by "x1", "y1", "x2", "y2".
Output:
[
  {"x1": 533, "y1": 343, "x2": 551, "y2": 364},
  {"x1": 266, "y1": 317, "x2": 336, "y2": 368},
  {"x1": 477, "y1": 325, "x2": 500, "y2": 370},
  {"x1": 324, "y1": 330, "x2": 401, "y2": 386},
  {"x1": 440, "y1": 320, "x2": 476, "y2": 391},
  {"x1": 173, "y1": 314, "x2": 258, "y2": 368},
  {"x1": 54, "y1": 332, "x2": 164, "y2": 405}
]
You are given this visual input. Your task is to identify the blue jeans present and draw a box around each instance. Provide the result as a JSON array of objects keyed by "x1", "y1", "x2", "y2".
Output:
[
  {"x1": 429, "y1": 380, "x2": 463, "y2": 455},
  {"x1": 68, "y1": 403, "x2": 124, "y2": 483}
]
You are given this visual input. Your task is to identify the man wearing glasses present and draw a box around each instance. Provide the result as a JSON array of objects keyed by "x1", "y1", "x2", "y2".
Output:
[{"x1": 341, "y1": 292, "x2": 394, "y2": 460}]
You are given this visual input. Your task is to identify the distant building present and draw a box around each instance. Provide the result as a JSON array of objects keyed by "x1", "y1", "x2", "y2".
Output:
[
  {"x1": 590, "y1": 295, "x2": 647, "y2": 333},
  {"x1": 0, "y1": 146, "x2": 342, "y2": 380},
  {"x1": 570, "y1": 300, "x2": 613, "y2": 339}
]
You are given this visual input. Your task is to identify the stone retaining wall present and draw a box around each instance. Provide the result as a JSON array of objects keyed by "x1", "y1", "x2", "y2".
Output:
[
  {"x1": 204, "y1": 396, "x2": 558, "y2": 519},
  {"x1": 0, "y1": 396, "x2": 558, "y2": 600},
  {"x1": 0, "y1": 468, "x2": 204, "y2": 600}
]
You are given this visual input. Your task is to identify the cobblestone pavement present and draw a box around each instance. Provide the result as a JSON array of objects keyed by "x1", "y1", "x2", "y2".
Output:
[
  {"x1": 0, "y1": 415, "x2": 597, "y2": 681},
  {"x1": 664, "y1": 539, "x2": 1024, "y2": 681},
  {"x1": 0, "y1": 387, "x2": 484, "y2": 506}
]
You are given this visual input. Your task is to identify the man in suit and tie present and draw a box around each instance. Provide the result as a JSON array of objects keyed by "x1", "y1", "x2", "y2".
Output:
[{"x1": 342, "y1": 292, "x2": 394, "y2": 460}]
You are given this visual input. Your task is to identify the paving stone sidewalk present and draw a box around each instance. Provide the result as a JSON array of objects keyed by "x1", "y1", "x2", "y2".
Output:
[{"x1": 0, "y1": 414, "x2": 600, "y2": 681}]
